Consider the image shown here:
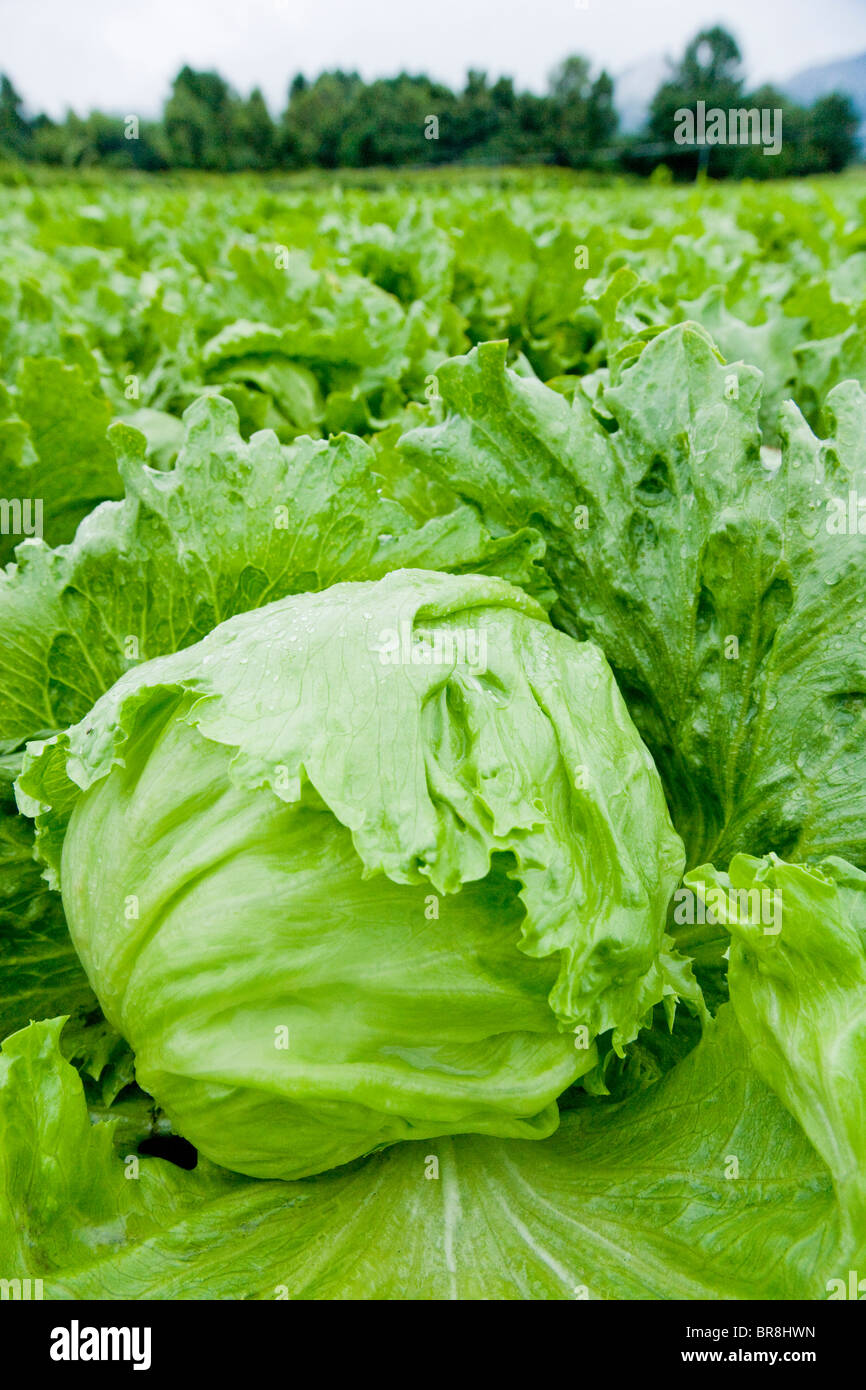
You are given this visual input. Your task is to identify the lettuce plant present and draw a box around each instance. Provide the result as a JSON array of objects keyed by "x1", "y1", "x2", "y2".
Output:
[{"x1": 17, "y1": 570, "x2": 689, "y2": 1179}]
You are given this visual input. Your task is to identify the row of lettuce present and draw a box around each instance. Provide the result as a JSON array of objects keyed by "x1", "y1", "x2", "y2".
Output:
[{"x1": 2, "y1": 173, "x2": 866, "y2": 573}]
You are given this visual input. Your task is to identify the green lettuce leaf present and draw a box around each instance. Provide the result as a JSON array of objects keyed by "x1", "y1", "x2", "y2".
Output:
[
  {"x1": 0, "y1": 752, "x2": 132, "y2": 1090},
  {"x1": 400, "y1": 325, "x2": 866, "y2": 870},
  {"x1": 0, "y1": 392, "x2": 552, "y2": 753},
  {"x1": 687, "y1": 853, "x2": 866, "y2": 1246},
  {"x1": 0, "y1": 358, "x2": 122, "y2": 566},
  {"x1": 0, "y1": 752, "x2": 94, "y2": 1042}
]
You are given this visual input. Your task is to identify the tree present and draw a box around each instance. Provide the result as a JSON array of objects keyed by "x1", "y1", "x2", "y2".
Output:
[
  {"x1": 235, "y1": 88, "x2": 277, "y2": 169},
  {"x1": 678, "y1": 26, "x2": 742, "y2": 89},
  {"x1": 586, "y1": 72, "x2": 617, "y2": 162},
  {"x1": 549, "y1": 55, "x2": 593, "y2": 105},
  {"x1": 0, "y1": 75, "x2": 31, "y2": 158},
  {"x1": 513, "y1": 91, "x2": 549, "y2": 161},
  {"x1": 447, "y1": 70, "x2": 500, "y2": 161},
  {"x1": 546, "y1": 56, "x2": 616, "y2": 167},
  {"x1": 335, "y1": 73, "x2": 452, "y2": 168},
  {"x1": 648, "y1": 26, "x2": 744, "y2": 176},
  {"x1": 281, "y1": 71, "x2": 363, "y2": 168},
  {"x1": 809, "y1": 92, "x2": 860, "y2": 173},
  {"x1": 163, "y1": 66, "x2": 243, "y2": 170}
]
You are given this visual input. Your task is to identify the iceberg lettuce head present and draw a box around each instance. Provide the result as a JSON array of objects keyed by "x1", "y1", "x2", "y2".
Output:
[{"x1": 17, "y1": 568, "x2": 689, "y2": 1179}]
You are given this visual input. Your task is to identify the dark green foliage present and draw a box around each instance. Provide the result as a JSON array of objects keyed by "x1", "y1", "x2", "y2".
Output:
[{"x1": 1, "y1": 26, "x2": 860, "y2": 176}]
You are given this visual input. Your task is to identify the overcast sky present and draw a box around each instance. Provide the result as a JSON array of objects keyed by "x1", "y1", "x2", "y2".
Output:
[{"x1": 3, "y1": 0, "x2": 865, "y2": 118}]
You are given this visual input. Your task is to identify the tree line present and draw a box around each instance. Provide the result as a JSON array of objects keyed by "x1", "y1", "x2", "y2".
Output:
[{"x1": 0, "y1": 28, "x2": 860, "y2": 178}]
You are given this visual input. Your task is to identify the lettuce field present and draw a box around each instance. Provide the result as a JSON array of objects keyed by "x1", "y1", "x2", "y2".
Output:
[{"x1": 2, "y1": 167, "x2": 866, "y2": 1301}]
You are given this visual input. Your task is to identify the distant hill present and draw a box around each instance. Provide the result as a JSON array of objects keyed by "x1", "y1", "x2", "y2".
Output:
[{"x1": 782, "y1": 51, "x2": 866, "y2": 147}]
